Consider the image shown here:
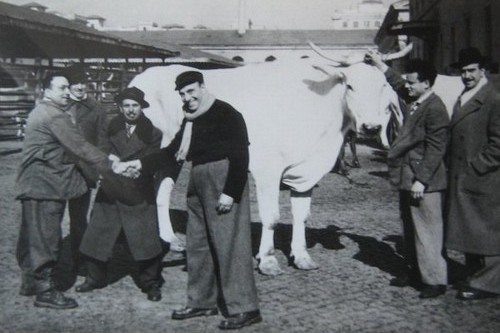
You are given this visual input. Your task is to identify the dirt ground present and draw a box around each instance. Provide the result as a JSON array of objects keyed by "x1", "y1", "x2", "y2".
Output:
[{"x1": 1, "y1": 140, "x2": 499, "y2": 333}]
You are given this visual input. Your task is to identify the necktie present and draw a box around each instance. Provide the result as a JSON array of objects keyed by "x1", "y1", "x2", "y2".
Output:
[
  {"x1": 409, "y1": 102, "x2": 419, "y2": 115},
  {"x1": 126, "y1": 124, "x2": 133, "y2": 138}
]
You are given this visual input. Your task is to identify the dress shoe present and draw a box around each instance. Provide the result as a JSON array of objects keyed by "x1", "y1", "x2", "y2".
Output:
[
  {"x1": 34, "y1": 289, "x2": 78, "y2": 309},
  {"x1": 75, "y1": 280, "x2": 105, "y2": 293},
  {"x1": 146, "y1": 284, "x2": 162, "y2": 302},
  {"x1": 171, "y1": 307, "x2": 218, "y2": 320},
  {"x1": 219, "y1": 310, "x2": 262, "y2": 330},
  {"x1": 419, "y1": 284, "x2": 446, "y2": 299},
  {"x1": 457, "y1": 286, "x2": 499, "y2": 300}
]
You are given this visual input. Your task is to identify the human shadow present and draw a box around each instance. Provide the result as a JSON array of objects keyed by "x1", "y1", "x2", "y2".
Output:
[{"x1": 340, "y1": 230, "x2": 408, "y2": 278}]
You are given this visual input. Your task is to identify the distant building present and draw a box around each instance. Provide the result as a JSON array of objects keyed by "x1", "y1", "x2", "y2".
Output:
[
  {"x1": 386, "y1": 0, "x2": 500, "y2": 73},
  {"x1": 331, "y1": 0, "x2": 387, "y2": 30},
  {"x1": 84, "y1": 15, "x2": 106, "y2": 30},
  {"x1": 21, "y1": 2, "x2": 46, "y2": 12},
  {"x1": 112, "y1": 29, "x2": 378, "y2": 64}
]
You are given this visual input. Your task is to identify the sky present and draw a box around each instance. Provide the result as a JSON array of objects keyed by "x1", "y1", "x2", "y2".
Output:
[{"x1": 2, "y1": 0, "x2": 395, "y2": 29}]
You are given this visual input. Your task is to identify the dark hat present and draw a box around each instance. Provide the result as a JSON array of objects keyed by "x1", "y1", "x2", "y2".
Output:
[
  {"x1": 451, "y1": 47, "x2": 486, "y2": 68},
  {"x1": 63, "y1": 63, "x2": 88, "y2": 85},
  {"x1": 175, "y1": 71, "x2": 204, "y2": 90},
  {"x1": 114, "y1": 86, "x2": 150, "y2": 108}
]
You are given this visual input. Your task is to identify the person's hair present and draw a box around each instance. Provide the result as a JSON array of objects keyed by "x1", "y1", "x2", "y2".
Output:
[
  {"x1": 405, "y1": 59, "x2": 438, "y2": 86},
  {"x1": 42, "y1": 71, "x2": 66, "y2": 90}
]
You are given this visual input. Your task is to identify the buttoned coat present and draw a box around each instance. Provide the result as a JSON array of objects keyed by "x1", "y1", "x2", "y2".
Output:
[
  {"x1": 17, "y1": 100, "x2": 109, "y2": 201},
  {"x1": 80, "y1": 113, "x2": 163, "y2": 261},
  {"x1": 445, "y1": 83, "x2": 500, "y2": 254},
  {"x1": 384, "y1": 68, "x2": 449, "y2": 192}
]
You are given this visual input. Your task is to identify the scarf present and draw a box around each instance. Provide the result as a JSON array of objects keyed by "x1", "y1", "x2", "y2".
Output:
[{"x1": 175, "y1": 93, "x2": 216, "y2": 162}]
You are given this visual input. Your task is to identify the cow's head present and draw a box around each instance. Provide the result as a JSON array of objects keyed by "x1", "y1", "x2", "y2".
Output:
[{"x1": 308, "y1": 42, "x2": 411, "y2": 148}]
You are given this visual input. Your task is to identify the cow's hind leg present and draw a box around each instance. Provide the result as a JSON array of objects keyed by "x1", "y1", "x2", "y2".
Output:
[
  {"x1": 290, "y1": 190, "x2": 319, "y2": 270},
  {"x1": 255, "y1": 177, "x2": 283, "y2": 276}
]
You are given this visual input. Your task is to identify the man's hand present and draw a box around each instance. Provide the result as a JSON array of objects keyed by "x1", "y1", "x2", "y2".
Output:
[
  {"x1": 112, "y1": 160, "x2": 142, "y2": 179},
  {"x1": 411, "y1": 180, "x2": 426, "y2": 200},
  {"x1": 216, "y1": 193, "x2": 234, "y2": 215},
  {"x1": 364, "y1": 49, "x2": 388, "y2": 72}
]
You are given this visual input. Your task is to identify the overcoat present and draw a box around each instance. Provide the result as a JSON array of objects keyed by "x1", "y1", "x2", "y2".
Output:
[
  {"x1": 385, "y1": 68, "x2": 449, "y2": 192},
  {"x1": 445, "y1": 83, "x2": 500, "y2": 254},
  {"x1": 66, "y1": 95, "x2": 108, "y2": 186},
  {"x1": 80, "y1": 113, "x2": 163, "y2": 261}
]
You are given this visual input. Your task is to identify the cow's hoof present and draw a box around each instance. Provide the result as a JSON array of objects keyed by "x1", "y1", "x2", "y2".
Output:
[
  {"x1": 258, "y1": 256, "x2": 283, "y2": 276},
  {"x1": 293, "y1": 254, "x2": 319, "y2": 271}
]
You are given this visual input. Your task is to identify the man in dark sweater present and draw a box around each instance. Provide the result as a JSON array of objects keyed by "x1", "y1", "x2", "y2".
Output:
[{"x1": 115, "y1": 71, "x2": 261, "y2": 329}]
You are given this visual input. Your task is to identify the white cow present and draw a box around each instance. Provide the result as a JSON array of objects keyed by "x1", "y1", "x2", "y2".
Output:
[{"x1": 130, "y1": 59, "x2": 404, "y2": 275}]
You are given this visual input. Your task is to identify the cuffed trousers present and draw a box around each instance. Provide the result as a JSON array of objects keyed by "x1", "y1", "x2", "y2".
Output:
[
  {"x1": 186, "y1": 159, "x2": 259, "y2": 315},
  {"x1": 400, "y1": 191, "x2": 448, "y2": 285}
]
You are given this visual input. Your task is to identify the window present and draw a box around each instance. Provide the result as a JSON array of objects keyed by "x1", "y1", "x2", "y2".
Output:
[
  {"x1": 375, "y1": 21, "x2": 381, "y2": 27},
  {"x1": 343, "y1": 21, "x2": 348, "y2": 28},
  {"x1": 353, "y1": 21, "x2": 359, "y2": 28},
  {"x1": 364, "y1": 21, "x2": 370, "y2": 28}
]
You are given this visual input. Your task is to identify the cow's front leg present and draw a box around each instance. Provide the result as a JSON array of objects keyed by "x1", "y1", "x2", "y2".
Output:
[
  {"x1": 255, "y1": 179, "x2": 283, "y2": 276},
  {"x1": 290, "y1": 190, "x2": 318, "y2": 270},
  {"x1": 156, "y1": 177, "x2": 185, "y2": 252}
]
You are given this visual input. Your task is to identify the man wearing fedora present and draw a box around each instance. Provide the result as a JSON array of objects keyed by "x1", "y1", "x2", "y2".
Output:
[
  {"x1": 446, "y1": 47, "x2": 500, "y2": 300},
  {"x1": 76, "y1": 87, "x2": 164, "y2": 302},
  {"x1": 115, "y1": 71, "x2": 261, "y2": 329},
  {"x1": 53, "y1": 63, "x2": 108, "y2": 289}
]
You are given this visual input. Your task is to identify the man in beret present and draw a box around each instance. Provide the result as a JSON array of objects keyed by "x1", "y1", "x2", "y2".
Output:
[
  {"x1": 76, "y1": 87, "x2": 164, "y2": 302},
  {"x1": 16, "y1": 72, "x2": 111, "y2": 309},
  {"x1": 53, "y1": 63, "x2": 108, "y2": 289},
  {"x1": 115, "y1": 71, "x2": 261, "y2": 329},
  {"x1": 445, "y1": 47, "x2": 500, "y2": 300}
]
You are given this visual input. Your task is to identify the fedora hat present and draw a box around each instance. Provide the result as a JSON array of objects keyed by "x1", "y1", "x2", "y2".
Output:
[
  {"x1": 451, "y1": 47, "x2": 486, "y2": 68},
  {"x1": 114, "y1": 86, "x2": 150, "y2": 108}
]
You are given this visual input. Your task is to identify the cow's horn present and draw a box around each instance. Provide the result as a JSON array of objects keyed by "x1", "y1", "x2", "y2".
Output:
[
  {"x1": 308, "y1": 41, "x2": 413, "y2": 65},
  {"x1": 381, "y1": 42, "x2": 413, "y2": 61}
]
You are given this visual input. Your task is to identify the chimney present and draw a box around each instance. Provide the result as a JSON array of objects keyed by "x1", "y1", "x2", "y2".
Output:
[{"x1": 238, "y1": 0, "x2": 247, "y2": 36}]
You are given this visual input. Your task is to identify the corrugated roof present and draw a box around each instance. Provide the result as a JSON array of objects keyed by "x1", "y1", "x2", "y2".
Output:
[
  {"x1": 111, "y1": 29, "x2": 377, "y2": 48},
  {"x1": 0, "y1": 1, "x2": 178, "y2": 59}
]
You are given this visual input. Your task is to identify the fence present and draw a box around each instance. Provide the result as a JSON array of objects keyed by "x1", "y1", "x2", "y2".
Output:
[{"x1": 0, "y1": 62, "x2": 141, "y2": 141}]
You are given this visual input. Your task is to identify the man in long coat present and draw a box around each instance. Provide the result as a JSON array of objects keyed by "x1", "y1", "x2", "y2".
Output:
[
  {"x1": 76, "y1": 87, "x2": 164, "y2": 302},
  {"x1": 446, "y1": 47, "x2": 500, "y2": 300},
  {"x1": 54, "y1": 63, "x2": 108, "y2": 289}
]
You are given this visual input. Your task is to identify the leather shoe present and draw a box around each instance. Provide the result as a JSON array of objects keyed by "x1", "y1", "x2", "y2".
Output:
[
  {"x1": 457, "y1": 286, "x2": 499, "y2": 300},
  {"x1": 171, "y1": 307, "x2": 218, "y2": 320},
  {"x1": 219, "y1": 310, "x2": 262, "y2": 330},
  {"x1": 34, "y1": 289, "x2": 78, "y2": 309},
  {"x1": 419, "y1": 284, "x2": 446, "y2": 299},
  {"x1": 75, "y1": 280, "x2": 105, "y2": 293},
  {"x1": 146, "y1": 284, "x2": 162, "y2": 302}
]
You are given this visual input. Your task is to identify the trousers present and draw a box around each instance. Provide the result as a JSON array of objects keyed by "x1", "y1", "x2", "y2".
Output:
[
  {"x1": 186, "y1": 159, "x2": 259, "y2": 316},
  {"x1": 17, "y1": 199, "x2": 66, "y2": 294},
  {"x1": 400, "y1": 191, "x2": 448, "y2": 285}
]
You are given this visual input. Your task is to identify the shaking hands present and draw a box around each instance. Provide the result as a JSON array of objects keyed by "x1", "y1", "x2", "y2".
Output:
[{"x1": 109, "y1": 154, "x2": 142, "y2": 179}]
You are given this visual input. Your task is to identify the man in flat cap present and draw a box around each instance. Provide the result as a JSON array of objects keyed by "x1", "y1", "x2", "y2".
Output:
[
  {"x1": 115, "y1": 71, "x2": 261, "y2": 329},
  {"x1": 445, "y1": 47, "x2": 500, "y2": 300},
  {"x1": 76, "y1": 87, "x2": 164, "y2": 302},
  {"x1": 53, "y1": 63, "x2": 108, "y2": 289}
]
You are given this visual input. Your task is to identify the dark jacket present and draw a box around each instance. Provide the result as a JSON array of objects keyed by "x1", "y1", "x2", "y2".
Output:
[
  {"x1": 385, "y1": 68, "x2": 449, "y2": 192},
  {"x1": 66, "y1": 95, "x2": 108, "y2": 186},
  {"x1": 80, "y1": 113, "x2": 163, "y2": 261},
  {"x1": 445, "y1": 82, "x2": 500, "y2": 254}
]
